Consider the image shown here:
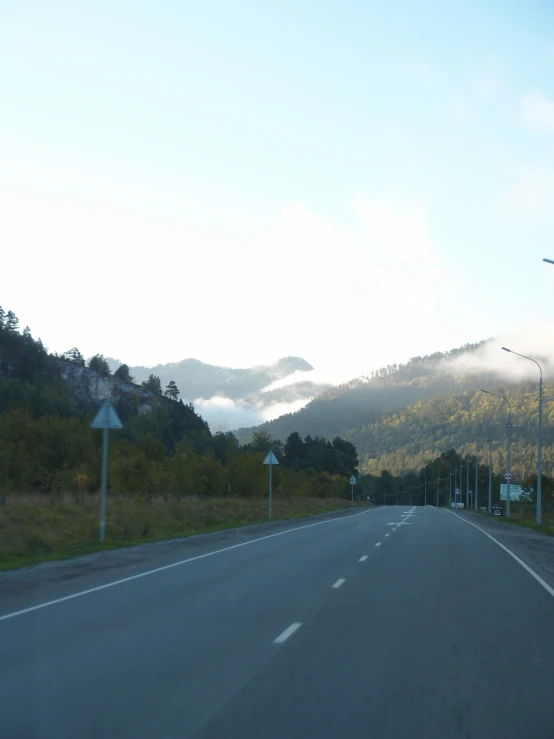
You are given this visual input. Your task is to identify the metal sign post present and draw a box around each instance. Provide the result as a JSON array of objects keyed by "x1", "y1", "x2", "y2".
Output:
[
  {"x1": 349, "y1": 475, "x2": 357, "y2": 505},
  {"x1": 263, "y1": 451, "x2": 279, "y2": 518},
  {"x1": 91, "y1": 400, "x2": 123, "y2": 542}
]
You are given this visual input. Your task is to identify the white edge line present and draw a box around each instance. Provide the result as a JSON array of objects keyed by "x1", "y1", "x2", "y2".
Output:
[
  {"x1": 0, "y1": 507, "x2": 376, "y2": 622},
  {"x1": 449, "y1": 511, "x2": 554, "y2": 599},
  {"x1": 332, "y1": 578, "x2": 346, "y2": 589},
  {"x1": 274, "y1": 621, "x2": 302, "y2": 644},
  {"x1": 359, "y1": 555, "x2": 368, "y2": 562}
]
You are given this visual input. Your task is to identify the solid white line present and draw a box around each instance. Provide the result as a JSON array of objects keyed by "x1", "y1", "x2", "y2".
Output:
[
  {"x1": 375, "y1": 542, "x2": 382, "y2": 547},
  {"x1": 274, "y1": 622, "x2": 302, "y2": 644},
  {"x1": 332, "y1": 578, "x2": 346, "y2": 589},
  {"x1": 450, "y1": 511, "x2": 554, "y2": 600},
  {"x1": 0, "y1": 508, "x2": 377, "y2": 623},
  {"x1": 359, "y1": 555, "x2": 368, "y2": 562}
]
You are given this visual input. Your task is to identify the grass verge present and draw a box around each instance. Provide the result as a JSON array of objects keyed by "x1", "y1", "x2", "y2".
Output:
[
  {"x1": 469, "y1": 508, "x2": 554, "y2": 536},
  {"x1": 0, "y1": 494, "x2": 370, "y2": 571}
]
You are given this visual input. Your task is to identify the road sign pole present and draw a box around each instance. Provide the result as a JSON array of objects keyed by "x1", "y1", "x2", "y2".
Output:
[
  {"x1": 351, "y1": 483, "x2": 354, "y2": 506},
  {"x1": 263, "y1": 451, "x2": 279, "y2": 519},
  {"x1": 91, "y1": 399, "x2": 123, "y2": 543},
  {"x1": 99, "y1": 426, "x2": 108, "y2": 542}
]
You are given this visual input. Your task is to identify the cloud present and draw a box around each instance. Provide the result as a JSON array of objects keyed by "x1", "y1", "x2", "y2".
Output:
[
  {"x1": 193, "y1": 394, "x2": 312, "y2": 432},
  {"x1": 355, "y1": 192, "x2": 435, "y2": 261},
  {"x1": 521, "y1": 90, "x2": 554, "y2": 132},
  {"x1": 502, "y1": 166, "x2": 554, "y2": 225},
  {"x1": 443, "y1": 323, "x2": 554, "y2": 381},
  {"x1": 0, "y1": 187, "x2": 444, "y2": 383}
]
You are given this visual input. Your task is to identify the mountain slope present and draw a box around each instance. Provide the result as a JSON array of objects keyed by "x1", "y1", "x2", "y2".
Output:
[
  {"x1": 236, "y1": 341, "x2": 554, "y2": 478},
  {"x1": 235, "y1": 342, "x2": 498, "y2": 442},
  {"x1": 106, "y1": 356, "x2": 327, "y2": 408}
]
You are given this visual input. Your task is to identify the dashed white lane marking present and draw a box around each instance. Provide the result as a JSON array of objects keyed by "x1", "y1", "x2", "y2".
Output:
[
  {"x1": 332, "y1": 578, "x2": 346, "y2": 589},
  {"x1": 450, "y1": 511, "x2": 554, "y2": 600},
  {"x1": 375, "y1": 542, "x2": 382, "y2": 547},
  {"x1": 385, "y1": 533, "x2": 390, "y2": 537},
  {"x1": 392, "y1": 527, "x2": 397, "y2": 531},
  {"x1": 0, "y1": 507, "x2": 378, "y2": 623},
  {"x1": 359, "y1": 555, "x2": 368, "y2": 562},
  {"x1": 274, "y1": 622, "x2": 302, "y2": 644}
]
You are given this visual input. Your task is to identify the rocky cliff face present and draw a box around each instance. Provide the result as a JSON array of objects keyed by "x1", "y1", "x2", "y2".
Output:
[
  {"x1": 58, "y1": 360, "x2": 163, "y2": 415},
  {"x1": 57, "y1": 360, "x2": 211, "y2": 439}
]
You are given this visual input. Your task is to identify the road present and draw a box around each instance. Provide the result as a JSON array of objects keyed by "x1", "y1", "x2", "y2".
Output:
[{"x1": 1, "y1": 504, "x2": 554, "y2": 738}]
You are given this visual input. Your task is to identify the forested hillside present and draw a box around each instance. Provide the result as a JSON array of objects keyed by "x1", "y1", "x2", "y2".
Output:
[
  {"x1": 237, "y1": 341, "x2": 554, "y2": 484},
  {"x1": 0, "y1": 307, "x2": 356, "y2": 500},
  {"x1": 235, "y1": 342, "x2": 500, "y2": 442}
]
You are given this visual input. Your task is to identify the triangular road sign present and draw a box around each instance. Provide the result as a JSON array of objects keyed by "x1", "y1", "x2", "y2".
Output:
[
  {"x1": 263, "y1": 450, "x2": 279, "y2": 465},
  {"x1": 349, "y1": 475, "x2": 357, "y2": 485},
  {"x1": 91, "y1": 400, "x2": 123, "y2": 429}
]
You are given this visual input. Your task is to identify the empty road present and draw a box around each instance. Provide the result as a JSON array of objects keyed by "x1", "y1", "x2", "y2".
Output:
[{"x1": 1, "y1": 504, "x2": 554, "y2": 738}]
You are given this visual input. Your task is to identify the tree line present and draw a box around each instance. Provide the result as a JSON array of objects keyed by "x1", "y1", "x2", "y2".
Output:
[{"x1": 357, "y1": 447, "x2": 554, "y2": 511}]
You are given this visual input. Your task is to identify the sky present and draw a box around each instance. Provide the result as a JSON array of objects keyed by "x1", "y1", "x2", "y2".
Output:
[{"x1": 2, "y1": 0, "x2": 554, "y2": 385}]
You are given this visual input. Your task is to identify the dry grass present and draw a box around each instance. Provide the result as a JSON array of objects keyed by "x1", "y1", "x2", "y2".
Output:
[
  {"x1": 473, "y1": 507, "x2": 554, "y2": 536},
  {"x1": 0, "y1": 494, "x2": 367, "y2": 570}
]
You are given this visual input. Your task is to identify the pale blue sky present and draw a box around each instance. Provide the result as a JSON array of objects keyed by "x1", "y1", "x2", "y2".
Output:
[{"x1": 1, "y1": 1, "x2": 554, "y2": 383}]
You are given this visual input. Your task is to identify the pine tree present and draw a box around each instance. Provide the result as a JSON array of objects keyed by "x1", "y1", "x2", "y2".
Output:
[{"x1": 164, "y1": 380, "x2": 180, "y2": 401}]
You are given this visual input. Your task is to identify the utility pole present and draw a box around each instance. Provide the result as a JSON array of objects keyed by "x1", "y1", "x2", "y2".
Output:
[
  {"x1": 473, "y1": 454, "x2": 479, "y2": 511},
  {"x1": 466, "y1": 456, "x2": 470, "y2": 509},
  {"x1": 488, "y1": 438, "x2": 493, "y2": 513},
  {"x1": 460, "y1": 455, "x2": 464, "y2": 508},
  {"x1": 506, "y1": 415, "x2": 512, "y2": 517}
]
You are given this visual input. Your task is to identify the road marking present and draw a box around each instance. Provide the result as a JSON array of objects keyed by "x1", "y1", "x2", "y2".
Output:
[
  {"x1": 332, "y1": 578, "x2": 346, "y2": 589},
  {"x1": 375, "y1": 542, "x2": 382, "y2": 547},
  {"x1": 450, "y1": 512, "x2": 554, "y2": 600},
  {"x1": 385, "y1": 533, "x2": 390, "y2": 537},
  {"x1": 359, "y1": 555, "x2": 368, "y2": 562},
  {"x1": 0, "y1": 508, "x2": 378, "y2": 623},
  {"x1": 392, "y1": 527, "x2": 396, "y2": 531},
  {"x1": 274, "y1": 622, "x2": 302, "y2": 644}
]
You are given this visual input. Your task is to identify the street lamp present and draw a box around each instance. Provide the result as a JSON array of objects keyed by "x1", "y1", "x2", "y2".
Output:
[{"x1": 502, "y1": 347, "x2": 543, "y2": 525}]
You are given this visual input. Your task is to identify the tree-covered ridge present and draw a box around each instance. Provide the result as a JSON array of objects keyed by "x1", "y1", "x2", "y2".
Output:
[
  {"x1": 0, "y1": 307, "x2": 358, "y2": 500},
  {"x1": 236, "y1": 341, "x2": 500, "y2": 444},
  {"x1": 349, "y1": 380, "x2": 554, "y2": 482}
]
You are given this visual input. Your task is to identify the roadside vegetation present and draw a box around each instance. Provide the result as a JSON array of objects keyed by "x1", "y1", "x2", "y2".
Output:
[
  {"x1": 0, "y1": 495, "x2": 368, "y2": 570},
  {"x1": 0, "y1": 307, "x2": 361, "y2": 569}
]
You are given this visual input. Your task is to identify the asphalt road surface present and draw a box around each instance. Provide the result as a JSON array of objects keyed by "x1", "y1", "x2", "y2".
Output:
[{"x1": 2, "y1": 505, "x2": 554, "y2": 738}]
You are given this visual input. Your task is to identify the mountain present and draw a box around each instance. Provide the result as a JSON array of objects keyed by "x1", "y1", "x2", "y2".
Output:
[
  {"x1": 0, "y1": 307, "x2": 355, "y2": 503},
  {"x1": 236, "y1": 340, "x2": 554, "y2": 478},
  {"x1": 106, "y1": 355, "x2": 331, "y2": 430}
]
